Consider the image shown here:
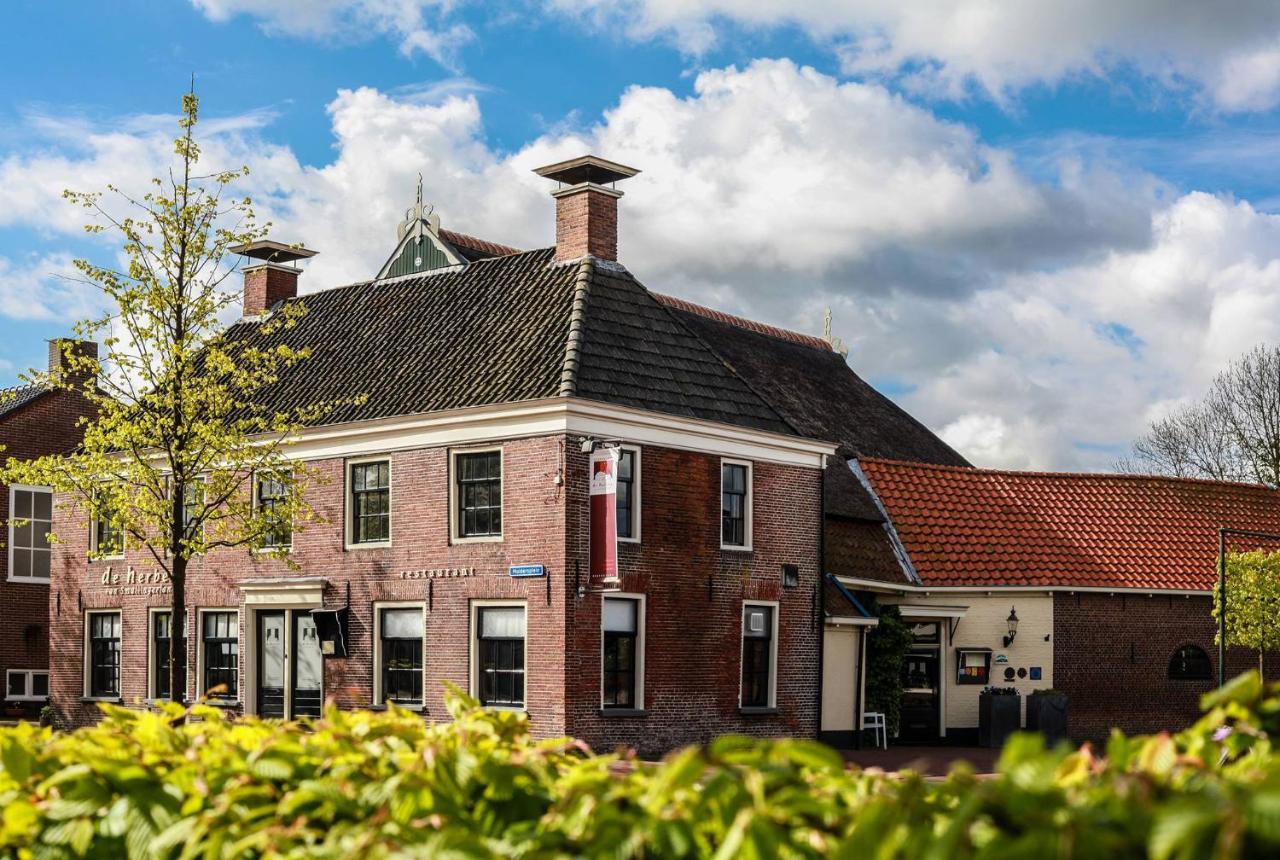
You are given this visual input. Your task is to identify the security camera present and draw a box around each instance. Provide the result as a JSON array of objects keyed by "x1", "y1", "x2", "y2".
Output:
[{"x1": 579, "y1": 438, "x2": 595, "y2": 453}]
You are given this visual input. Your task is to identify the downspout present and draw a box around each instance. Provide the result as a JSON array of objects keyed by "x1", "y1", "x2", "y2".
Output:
[
  {"x1": 815, "y1": 455, "x2": 827, "y2": 741},
  {"x1": 854, "y1": 625, "x2": 867, "y2": 751}
]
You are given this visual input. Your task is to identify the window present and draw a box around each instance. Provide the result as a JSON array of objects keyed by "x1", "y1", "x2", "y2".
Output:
[
  {"x1": 721, "y1": 461, "x2": 751, "y2": 549},
  {"x1": 151, "y1": 611, "x2": 188, "y2": 701},
  {"x1": 179, "y1": 480, "x2": 203, "y2": 540},
  {"x1": 255, "y1": 473, "x2": 292, "y2": 549},
  {"x1": 455, "y1": 451, "x2": 502, "y2": 539},
  {"x1": 349, "y1": 460, "x2": 390, "y2": 545},
  {"x1": 1169, "y1": 644, "x2": 1212, "y2": 681},
  {"x1": 9, "y1": 485, "x2": 52, "y2": 581},
  {"x1": 740, "y1": 603, "x2": 777, "y2": 709},
  {"x1": 377, "y1": 606, "x2": 425, "y2": 708},
  {"x1": 87, "y1": 611, "x2": 121, "y2": 698},
  {"x1": 616, "y1": 448, "x2": 639, "y2": 541},
  {"x1": 6, "y1": 669, "x2": 48, "y2": 701},
  {"x1": 602, "y1": 596, "x2": 644, "y2": 709},
  {"x1": 474, "y1": 604, "x2": 525, "y2": 708},
  {"x1": 201, "y1": 611, "x2": 239, "y2": 700},
  {"x1": 93, "y1": 492, "x2": 124, "y2": 558},
  {"x1": 956, "y1": 648, "x2": 992, "y2": 685}
]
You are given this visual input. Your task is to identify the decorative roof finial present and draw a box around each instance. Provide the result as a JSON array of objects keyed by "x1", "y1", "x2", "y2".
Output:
[
  {"x1": 398, "y1": 172, "x2": 438, "y2": 240},
  {"x1": 416, "y1": 172, "x2": 423, "y2": 208},
  {"x1": 823, "y1": 307, "x2": 849, "y2": 357}
]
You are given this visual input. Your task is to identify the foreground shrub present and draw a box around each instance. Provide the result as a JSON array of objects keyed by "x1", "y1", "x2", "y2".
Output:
[{"x1": 3, "y1": 675, "x2": 1280, "y2": 858}]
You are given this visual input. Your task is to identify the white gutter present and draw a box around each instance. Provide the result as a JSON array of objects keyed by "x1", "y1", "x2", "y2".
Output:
[{"x1": 837, "y1": 575, "x2": 1211, "y2": 598}]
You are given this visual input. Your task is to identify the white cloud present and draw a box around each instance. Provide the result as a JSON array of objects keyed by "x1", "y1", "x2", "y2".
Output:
[
  {"x1": 6, "y1": 59, "x2": 1280, "y2": 471},
  {"x1": 0, "y1": 254, "x2": 104, "y2": 322},
  {"x1": 189, "y1": 0, "x2": 472, "y2": 68},
  {"x1": 554, "y1": 0, "x2": 1280, "y2": 112}
]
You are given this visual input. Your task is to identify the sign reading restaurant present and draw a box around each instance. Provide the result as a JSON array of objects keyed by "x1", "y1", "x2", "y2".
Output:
[{"x1": 398, "y1": 567, "x2": 476, "y2": 580}]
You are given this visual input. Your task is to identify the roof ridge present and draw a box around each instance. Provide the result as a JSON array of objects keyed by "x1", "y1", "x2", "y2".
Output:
[
  {"x1": 642, "y1": 281, "x2": 805, "y2": 439},
  {"x1": 558, "y1": 256, "x2": 595, "y2": 397},
  {"x1": 858, "y1": 456, "x2": 1280, "y2": 492},
  {"x1": 653, "y1": 292, "x2": 832, "y2": 352}
]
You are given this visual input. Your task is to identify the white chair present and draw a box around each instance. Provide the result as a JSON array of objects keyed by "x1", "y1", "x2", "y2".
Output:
[{"x1": 863, "y1": 711, "x2": 888, "y2": 749}]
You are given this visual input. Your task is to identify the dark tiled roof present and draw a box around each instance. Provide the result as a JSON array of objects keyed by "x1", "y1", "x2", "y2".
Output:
[
  {"x1": 0, "y1": 384, "x2": 48, "y2": 420},
  {"x1": 226, "y1": 251, "x2": 795, "y2": 436},
  {"x1": 573, "y1": 267, "x2": 794, "y2": 435},
  {"x1": 666, "y1": 305, "x2": 969, "y2": 468},
  {"x1": 653, "y1": 293, "x2": 832, "y2": 351},
  {"x1": 826, "y1": 517, "x2": 912, "y2": 585},
  {"x1": 228, "y1": 249, "x2": 579, "y2": 424},
  {"x1": 858, "y1": 458, "x2": 1280, "y2": 591},
  {"x1": 824, "y1": 573, "x2": 875, "y2": 618},
  {"x1": 439, "y1": 229, "x2": 520, "y2": 261}
]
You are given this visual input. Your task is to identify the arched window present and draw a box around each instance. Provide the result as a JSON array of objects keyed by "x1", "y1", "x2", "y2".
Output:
[{"x1": 1168, "y1": 644, "x2": 1212, "y2": 681}]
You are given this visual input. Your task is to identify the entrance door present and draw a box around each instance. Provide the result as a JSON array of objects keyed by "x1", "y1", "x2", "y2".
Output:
[
  {"x1": 899, "y1": 649, "x2": 940, "y2": 742},
  {"x1": 256, "y1": 610, "x2": 323, "y2": 719}
]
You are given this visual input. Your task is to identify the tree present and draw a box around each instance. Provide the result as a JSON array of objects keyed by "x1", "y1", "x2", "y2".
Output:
[
  {"x1": 1123, "y1": 345, "x2": 1280, "y2": 484},
  {"x1": 1, "y1": 91, "x2": 333, "y2": 705},
  {"x1": 864, "y1": 603, "x2": 914, "y2": 737},
  {"x1": 1214, "y1": 550, "x2": 1280, "y2": 682}
]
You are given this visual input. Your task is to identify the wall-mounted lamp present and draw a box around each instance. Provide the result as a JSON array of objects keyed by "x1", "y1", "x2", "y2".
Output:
[{"x1": 1003, "y1": 606, "x2": 1019, "y2": 647}]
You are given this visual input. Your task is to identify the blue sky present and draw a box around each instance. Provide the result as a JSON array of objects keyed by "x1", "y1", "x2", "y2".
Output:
[{"x1": 7, "y1": 1, "x2": 1280, "y2": 470}]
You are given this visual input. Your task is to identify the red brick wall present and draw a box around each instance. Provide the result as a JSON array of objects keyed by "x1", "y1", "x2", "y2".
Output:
[
  {"x1": 1054, "y1": 592, "x2": 1280, "y2": 741},
  {"x1": 554, "y1": 188, "x2": 618, "y2": 262},
  {"x1": 0, "y1": 388, "x2": 94, "y2": 716},
  {"x1": 49, "y1": 434, "x2": 824, "y2": 754},
  {"x1": 242, "y1": 266, "x2": 300, "y2": 316},
  {"x1": 564, "y1": 447, "x2": 823, "y2": 756}
]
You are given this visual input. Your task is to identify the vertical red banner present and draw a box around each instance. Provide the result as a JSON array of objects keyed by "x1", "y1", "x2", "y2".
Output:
[{"x1": 589, "y1": 446, "x2": 619, "y2": 585}]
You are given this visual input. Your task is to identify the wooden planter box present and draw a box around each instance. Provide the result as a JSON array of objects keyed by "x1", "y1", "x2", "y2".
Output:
[
  {"x1": 1026, "y1": 694, "x2": 1069, "y2": 746},
  {"x1": 978, "y1": 693, "x2": 1022, "y2": 749}
]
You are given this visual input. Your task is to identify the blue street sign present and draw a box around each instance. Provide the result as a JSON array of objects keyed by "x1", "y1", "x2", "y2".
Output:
[{"x1": 509, "y1": 564, "x2": 545, "y2": 578}]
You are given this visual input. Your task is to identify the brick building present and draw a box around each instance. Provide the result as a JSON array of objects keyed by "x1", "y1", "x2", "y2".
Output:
[
  {"x1": 845, "y1": 459, "x2": 1280, "y2": 742},
  {"x1": 0, "y1": 342, "x2": 96, "y2": 719},
  {"x1": 46, "y1": 156, "x2": 966, "y2": 753}
]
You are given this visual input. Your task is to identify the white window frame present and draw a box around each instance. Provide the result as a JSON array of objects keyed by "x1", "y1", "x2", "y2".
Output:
[
  {"x1": 345, "y1": 455, "x2": 393, "y2": 550},
  {"x1": 720, "y1": 458, "x2": 754, "y2": 551},
  {"x1": 252, "y1": 470, "x2": 295, "y2": 554},
  {"x1": 372, "y1": 601, "x2": 427, "y2": 710},
  {"x1": 616, "y1": 445, "x2": 641, "y2": 544},
  {"x1": 450, "y1": 446, "x2": 504, "y2": 544},
  {"x1": 147, "y1": 606, "x2": 190, "y2": 702},
  {"x1": 739, "y1": 600, "x2": 779, "y2": 709},
  {"x1": 83, "y1": 609, "x2": 123, "y2": 701},
  {"x1": 90, "y1": 489, "x2": 126, "y2": 561},
  {"x1": 8, "y1": 483, "x2": 53, "y2": 583},
  {"x1": 196, "y1": 607, "x2": 242, "y2": 704},
  {"x1": 600, "y1": 593, "x2": 646, "y2": 710},
  {"x1": 469, "y1": 599, "x2": 527, "y2": 710},
  {"x1": 5, "y1": 669, "x2": 49, "y2": 701}
]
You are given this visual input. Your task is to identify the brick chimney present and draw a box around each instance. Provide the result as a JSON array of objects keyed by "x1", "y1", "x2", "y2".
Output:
[
  {"x1": 47, "y1": 338, "x2": 98, "y2": 388},
  {"x1": 232, "y1": 240, "x2": 317, "y2": 318},
  {"x1": 534, "y1": 156, "x2": 640, "y2": 263}
]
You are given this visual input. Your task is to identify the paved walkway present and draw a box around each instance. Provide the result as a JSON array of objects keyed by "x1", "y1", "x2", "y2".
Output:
[{"x1": 840, "y1": 745, "x2": 1000, "y2": 776}]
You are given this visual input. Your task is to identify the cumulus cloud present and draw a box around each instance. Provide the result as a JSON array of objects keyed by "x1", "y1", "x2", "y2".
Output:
[
  {"x1": 189, "y1": 0, "x2": 472, "y2": 68},
  {"x1": 554, "y1": 0, "x2": 1280, "y2": 112},
  {"x1": 0, "y1": 254, "x2": 104, "y2": 322},
  {"x1": 4, "y1": 59, "x2": 1280, "y2": 471}
]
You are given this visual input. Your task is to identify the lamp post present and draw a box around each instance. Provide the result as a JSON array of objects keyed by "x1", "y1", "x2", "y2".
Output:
[{"x1": 1215, "y1": 527, "x2": 1280, "y2": 688}]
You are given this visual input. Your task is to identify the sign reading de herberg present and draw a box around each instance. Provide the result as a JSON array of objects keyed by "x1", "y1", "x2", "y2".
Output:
[{"x1": 589, "y1": 446, "x2": 620, "y2": 584}]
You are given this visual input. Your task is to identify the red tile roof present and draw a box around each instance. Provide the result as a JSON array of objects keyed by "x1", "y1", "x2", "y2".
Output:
[
  {"x1": 652, "y1": 293, "x2": 833, "y2": 352},
  {"x1": 857, "y1": 458, "x2": 1280, "y2": 591},
  {"x1": 439, "y1": 228, "x2": 520, "y2": 260}
]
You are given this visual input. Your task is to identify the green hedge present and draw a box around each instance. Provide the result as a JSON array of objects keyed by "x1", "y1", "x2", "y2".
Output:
[{"x1": 3, "y1": 675, "x2": 1280, "y2": 858}]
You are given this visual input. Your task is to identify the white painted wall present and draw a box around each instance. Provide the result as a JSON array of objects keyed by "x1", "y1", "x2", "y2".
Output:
[
  {"x1": 881, "y1": 593, "x2": 1054, "y2": 730},
  {"x1": 821, "y1": 625, "x2": 861, "y2": 733}
]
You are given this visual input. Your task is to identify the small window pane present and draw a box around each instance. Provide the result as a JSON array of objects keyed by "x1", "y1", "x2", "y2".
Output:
[
  {"x1": 31, "y1": 551, "x2": 50, "y2": 580},
  {"x1": 14, "y1": 490, "x2": 32, "y2": 519},
  {"x1": 603, "y1": 599, "x2": 637, "y2": 633},
  {"x1": 7, "y1": 673, "x2": 24, "y2": 697},
  {"x1": 480, "y1": 607, "x2": 525, "y2": 638},
  {"x1": 382, "y1": 608, "x2": 423, "y2": 639},
  {"x1": 32, "y1": 673, "x2": 48, "y2": 697},
  {"x1": 33, "y1": 491, "x2": 51, "y2": 521}
]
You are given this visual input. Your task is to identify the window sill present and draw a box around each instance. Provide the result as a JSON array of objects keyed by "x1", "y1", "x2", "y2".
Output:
[
  {"x1": 738, "y1": 706, "x2": 779, "y2": 716},
  {"x1": 252, "y1": 547, "x2": 293, "y2": 556},
  {"x1": 598, "y1": 708, "x2": 647, "y2": 718},
  {"x1": 6, "y1": 575, "x2": 50, "y2": 585},
  {"x1": 5, "y1": 696, "x2": 47, "y2": 703},
  {"x1": 720, "y1": 545, "x2": 753, "y2": 553},
  {"x1": 480, "y1": 704, "x2": 526, "y2": 713},
  {"x1": 202, "y1": 698, "x2": 241, "y2": 709},
  {"x1": 82, "y1": 696, "x2": 122, "y2": 704},
  {"x1": 345, "y1": 542, "x2": 392, "y2": 551},
  {"x1": 451, "y1": 535, "x2": 504, "y2": 545},
  {"x1": 368, "y1": 703, "x2": 427, "y2": 713},
  {"x1": 90, "y1": 556, "x2": 126, "y2": 563}
]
